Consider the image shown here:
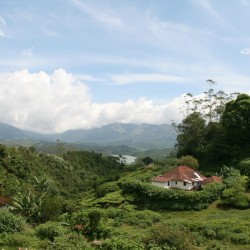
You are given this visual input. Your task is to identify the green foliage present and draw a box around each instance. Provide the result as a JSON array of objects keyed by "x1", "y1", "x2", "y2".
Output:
[
  {"x1": 221, "y1": 94, "x2": 250, "y2": 146},
  {"x1": 40, "y1": 195, "x2": 64, "y2": 222},
  {"x1": 70, "y1": 211, "x2": 89, "y2": 229},
  {"x1": 203, "y1": 122, "x2": 229, "y2": 168},
  {"x1": 47, "y1": 232, "x2": 93, "y2": 250},
  {"x1": 176, "y1": 112, "x2": 206, "y2": 159},
  {"x1": 0, "y1": 230, "x2": 44, "y2": 249},
  {"x1": 122, "y1": 179, "x2": 224, "y2": 210},
  {"x1": 237, "y1": 158, "x2": 250, "y2": 177},
  {"x1": 36, "y1": 221, "x2": 67, "y2": 241},
  {"x1": 125, "y1": 210, "x2": 160, "y2": 228},
  {"x1": 142, "y1": 156, "x2": 154, "y2": 165},
  {"x1": 237, "y1": 158, "x2": 250, "y2": 188},
  {"x1": 145, "y1": 223, "x2": 195, "y2": 250},
  {"x1": 1, "y1": 137, "x2": 250, "y2": 250},
  {"x1": 2, "y1": 173, "x2": 21, "y2": 196},
  {"x1": 10, "y1": 190, "x2": 44, "y2": 223},
  {"x1": 220, "y1": 177, "x2": 249, "y2": 209},
  {"x1": 177, "y1": 155, "x2": 199, "y2": 170},
  {"x1": 70, "y1": 208, "x2": 111, "y2": 240},
  {"x1": 0, "y1": 144, "x2": 126, "y2": 200},
  {"x1": 95, "y1": 182, "x2": 119, "y2": 197},
  {"x1": 92, "y1": 190, "x2": 126, "y2": 207},
  {"x1": 0, "y1": 210, "x2": 25, "y2": 233},
  {"x1": 219, "y1": 166, "x2": 250, "y2": 209},
  {"x1": 101, "y1": 234, "x2": 145, "y2": 250},
  {"x1": 171, "y1": 218, "x2": 250, "y2": 246},
  {"x1": 176, "y1": 93, "x2": 250, "y2": 170},
  {"x1": 106, "y1": 208, "x2": 160, "y2": 228}
]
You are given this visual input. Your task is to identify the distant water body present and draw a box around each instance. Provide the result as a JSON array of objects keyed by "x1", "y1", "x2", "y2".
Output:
[{"x1": 112, "y1": 155, "x2": 136, "y2": 164}]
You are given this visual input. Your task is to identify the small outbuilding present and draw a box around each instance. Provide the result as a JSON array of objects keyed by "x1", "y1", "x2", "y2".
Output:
[{"x1": 202, "y1": 176, "x2": 222, "y2": 186}]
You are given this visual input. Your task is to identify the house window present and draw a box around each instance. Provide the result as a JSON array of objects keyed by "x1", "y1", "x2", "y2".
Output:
[
  {"x1": 167, "y1": 182, "x2": 169, "y2": 186},
  {"x1": 175, "y1": 181, "x2": 177, "y2": 185},
  {"x1": 192, "y1": 182, "x2": 195, "y2": 186},
  {"x1": 183, "y1": 182, "x2": 186, "y2": 186}
]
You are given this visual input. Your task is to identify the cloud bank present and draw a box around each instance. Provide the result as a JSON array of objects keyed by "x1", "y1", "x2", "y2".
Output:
[{"x1": 0, "y1": 69, "x2": 184, "y2": 133}]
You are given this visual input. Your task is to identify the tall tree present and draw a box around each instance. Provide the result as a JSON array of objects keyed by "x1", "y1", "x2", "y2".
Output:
[
  {"x1": 221, "y1": 93, "x2": 250, "y2": 160},
  {"x1": 176, "y1": 112, "x2": 206, "y2": 160}
]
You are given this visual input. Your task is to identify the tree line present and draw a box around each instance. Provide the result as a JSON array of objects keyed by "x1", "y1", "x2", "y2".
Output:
[{"x1": 175, "y1": 83, "x2": 250, "y2": 172}]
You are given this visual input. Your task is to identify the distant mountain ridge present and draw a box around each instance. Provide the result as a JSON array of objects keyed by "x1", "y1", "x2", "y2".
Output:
[
  {"x1": 0, "y1": 122, "x2": 177, "y2": 149},
  {"x1": 0, "y1": 123, "x2": 29, "y2": 140}
]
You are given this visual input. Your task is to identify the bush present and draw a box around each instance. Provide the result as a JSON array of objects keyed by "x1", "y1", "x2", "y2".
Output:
[
  {"x1": 125, "y1": 210, "x2": 160, "y2": 228},
  {"x1": 237, "y1": 158, "x2": 250, "y2": 177},
  {"x1": 229, "y1": 233, "x2": 250, "y2": 245},
  {"x1": 145, "y1": 223, "x2": 195, "y2": 250},
  {"x1": 0, "y1": 227, "x2": 51, "y2": 249},
  {"x1": 105, "y1": 208, "x2": 160, "y2": 228},
  {"x1": 95, "y1": 182, "x2": 119, "y2": 197},
  {"x1": 40, "y1": 195, "x2": 64, "y2": 222},
  {"x1": 47, "y1": 232, "x2": 93, "y2": 250},
  {"x1": 0, "y1": 210, "x2": 25, "y2": 233},
  {"x1": 177, "y1": 155, "x2": 199, "y2": 170},
  {"x1": 70, "y1": 211, "x2": 89, "y2": 229},
  {"x1": 36, "y1": 221, "x2": 67, "y2": 241},
  {"x1": 220, "y1": 175, "x2": 250, "y2": 209},
  {"x1": 70, "y1": 208, "x2": 110, "y2": 240},
  {"x1": 101, "y1": 235, "x2": 145, "y2": 250}
]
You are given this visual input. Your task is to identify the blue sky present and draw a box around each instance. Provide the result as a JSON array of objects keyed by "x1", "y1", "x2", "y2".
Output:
[{"x1": 0, "y1": 0, "x2": 250, "y2": 133}]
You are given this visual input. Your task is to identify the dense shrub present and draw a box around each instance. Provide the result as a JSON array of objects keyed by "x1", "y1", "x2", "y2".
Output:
[
  {"x1": 121, "y1": 179, "x2": 224, "y2": 210},
  {"x1": 168, "y1": 218, "x2": 250, "y2": 245},
  {"x1": 47, "y1": 232, "x2": 93, "y2": 250},
  {"x1": 220, "y1": 169, "x2": 249, "y2": 209},
  {"x1": 106, "y1": 208, "x2": 160, "y2": 228},
  {"x1": 237, "y1": 158, "x2": 250, "y2": 177},
  {"x1": 145, "y1": 223, "x2": 195, "y2": 250},
  {"x1": 0, "y1": 231, "x2": 42, "y2": 248},
  {"x1": 177, "y1": 155, "x2": 199, "y2": 170},
  {"x1": 124, "y1": 210, "x2": 160, "y2": 228},
  {"x1": 229, "y1": 233, "x2": 250, "y2": 245},
  {"x1": 95, "y1": 182, "x2": 120, "y2": 197},
  {"x1": 101, "y1": 235, "x2": 145, "y2": 250},
  {"x1": 36, "y1": 221, "x2": 67, "y2": 241},
  {"x1": 70, "y1": 208, "x2": 112, "y2": 240},
  {"x1": 0, "y1": 210, "x2": 25, "y2": 233}
]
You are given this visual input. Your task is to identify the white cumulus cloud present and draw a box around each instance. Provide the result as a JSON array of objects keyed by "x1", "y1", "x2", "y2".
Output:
[
  {"x1": 240, "y1": 48, "x2": 250, "y2": 55},
  {"x1": 0, "y1": 69, "x2": 184, "y2": 133}
]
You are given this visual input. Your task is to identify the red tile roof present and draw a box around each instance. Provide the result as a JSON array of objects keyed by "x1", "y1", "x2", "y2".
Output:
[
  {"x1": 202, "y1": 176, "x2": 222, "y2": 185},
  {"x1": 152, "y1": 166, "x2": 206, "y2": 183}
]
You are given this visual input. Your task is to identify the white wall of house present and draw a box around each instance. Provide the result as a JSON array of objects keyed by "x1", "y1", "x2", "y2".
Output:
[
  {"x1": 169, "y1": 180, "x2": 192, "y2": 190},
  {"x1": 151, "y1": 181, "x2": 167, "y2": 188},
  {"x1": 152, "y1": 180, "x2": 201, "y2": 190}
]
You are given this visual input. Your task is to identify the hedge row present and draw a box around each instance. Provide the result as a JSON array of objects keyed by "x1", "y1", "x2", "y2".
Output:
[{"x1": 121, "y1": 180, "x2": 224, "y2": 210}]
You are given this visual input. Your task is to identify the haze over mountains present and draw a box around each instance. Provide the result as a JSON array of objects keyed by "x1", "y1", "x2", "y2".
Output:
[{"x1": 0, "y1": 122, "x2": 176, "y2": 149}]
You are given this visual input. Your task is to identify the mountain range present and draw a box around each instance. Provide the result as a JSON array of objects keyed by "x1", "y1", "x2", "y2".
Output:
[{"x1": 0, "y1": 122, "x2": 177, "y2": 149}]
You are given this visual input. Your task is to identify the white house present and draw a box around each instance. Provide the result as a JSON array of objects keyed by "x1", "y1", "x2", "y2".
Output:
[{"x1": 151, "y1": 166, "x2": 206, "y2": 190}]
